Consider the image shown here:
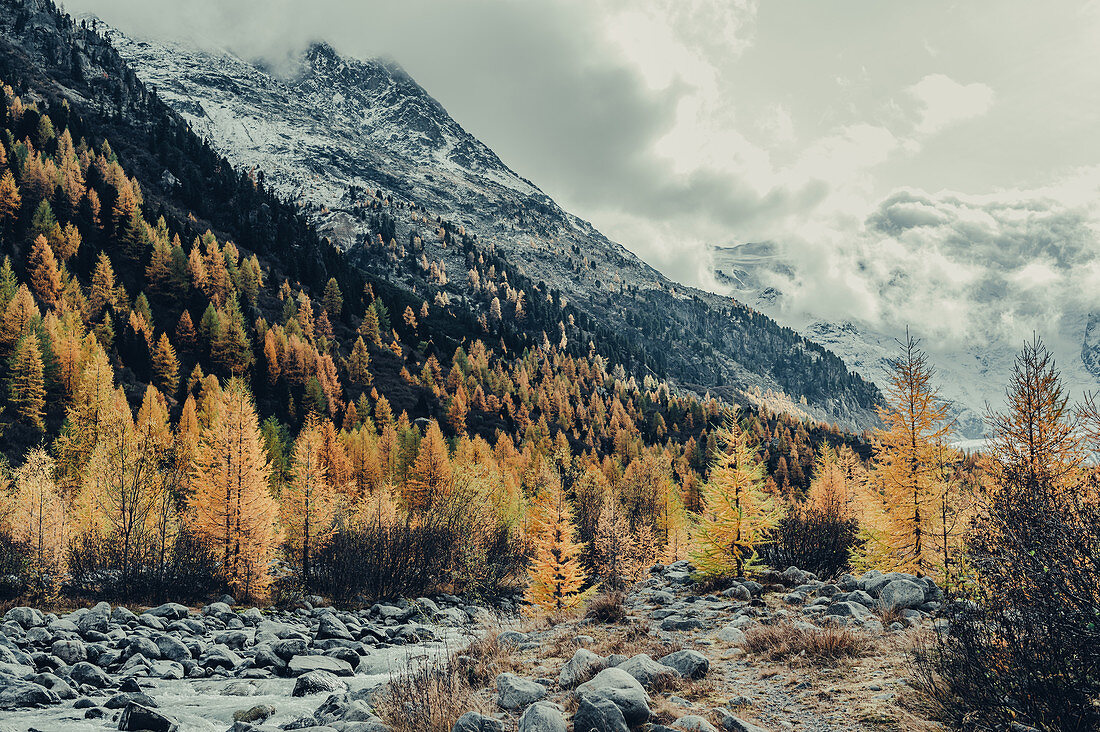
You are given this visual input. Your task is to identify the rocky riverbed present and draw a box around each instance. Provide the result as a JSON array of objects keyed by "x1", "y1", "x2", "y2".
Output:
[
  {"x1": 0, "y1": 595, "x2": 485, "y2": 731},
  {"x1": 0, "y1": 564, "x2": 949, "y2": 732}
]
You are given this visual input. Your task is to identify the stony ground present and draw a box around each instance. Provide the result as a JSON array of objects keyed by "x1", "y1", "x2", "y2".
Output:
[
  {"x1": 0, "y1": 564, "x2": 947, "y2": 731},
  {"x1": 437, "y1": 562, "x2": 945, "y2": 732}
]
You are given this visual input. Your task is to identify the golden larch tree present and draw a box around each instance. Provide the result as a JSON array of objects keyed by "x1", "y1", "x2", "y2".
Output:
[
  {"x1": 404, "y1": 420, "x2": 451, "y2": 511},
  {"x1": 7, "y1": 449, "x2": 66, "y2": 598},
  {"x1": 26, "y1": 234, "x2": 61, "y2": 309},
  {"x1": 524, "y1": 469, "x2": 592, "y2": 615},
  {"x1": 690, "y1": 418, "x2": 783, "y2": 577},
  {"x1": 8, "y1": 334, "x2": 46, "y2": 430},
  {"x1": 856, "y1": 333, "x2": 958, "y2": 578},
  {"x1": 189, "y1": 378, "x2": 281, "y2": 599},
  {"x1": 281, "y1": 417, "x2": 337, "y2": 586},
  {"x1": 152, "y1": 333, "x2": 180, "y2": 396},
  {"x1": 592, "y1": 492, "x2": 644, "y2": 590},
  {"x1": 78, "y1": 385, "x2": 177, "y2": 584}
]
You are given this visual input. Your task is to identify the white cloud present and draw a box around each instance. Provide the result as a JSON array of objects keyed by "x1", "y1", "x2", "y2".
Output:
[{"x1": 909, "y1": 74, "x2": 995, "y2": 135}]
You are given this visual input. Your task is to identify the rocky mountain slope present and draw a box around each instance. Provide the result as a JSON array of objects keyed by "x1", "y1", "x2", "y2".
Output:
[{"x1": 96, "y1": 21, "x2": 883, "y2": 430}]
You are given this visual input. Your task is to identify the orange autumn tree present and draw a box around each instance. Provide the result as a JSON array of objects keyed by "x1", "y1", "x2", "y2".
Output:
[
  {"x1": 855, "y1": 333, "x2": 960, "y2": 578},
  {"x1": 281, "y1": 416, "x2": 337, "y2": 587},
  {"x1": 524, "y1": 468, "x2": 592, "y2": 615},
  {"x1": 691, "y1": 416, "x2": 783, "y2": 577},
  {"x1": 8, "y1": 333, "x2": 46, "y2": 431},
  {"x1": 403, "y1": 420, "x2": 451, "y2": 512},
  {"x1": 78, "y1": 385, "x2": 179, "y2": 585},
  {"x1": 189, "y1": 378, "x2": 281, "y2": 599},
  {"x1": 7, "y1": 449, "x2": 66, "y2": 599},
  {"x1": 592, "y1": 492, "x2": 646, "y2": 590}
]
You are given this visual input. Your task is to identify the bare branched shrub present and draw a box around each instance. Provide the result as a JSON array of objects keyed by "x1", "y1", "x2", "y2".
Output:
[
  {"x1": 374, "y1": 654, "x2": 487, "y2": 732},
  {"x1": 744, "y1": 623, "x2": 871, "y2": 665},
  {"x1": 759, "y1": 503, "x2": 860, "y2": 580}
]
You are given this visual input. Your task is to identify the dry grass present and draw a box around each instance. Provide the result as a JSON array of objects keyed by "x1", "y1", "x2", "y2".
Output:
[
  {"x1": 451, "y1": 621, "x2": 537, "y2": 687},
  {"x1": 589, "y1": 621, "x2": 682, "y2": 659},
  {"x1": 585, "y1": 592, "x2": 628, "y2": 623},
  {"x1": 374, "y1": 654, "x2": 488, "y2": 732},
  {"x1": 743, "y1": 623, "x2": 872, "y2": 665},
  {"x1": 876, "y1": 605, "x2": 905, "y2": 626},
  {"x1": 692, "y1": 574, "x2": 734, "y2": 595}
]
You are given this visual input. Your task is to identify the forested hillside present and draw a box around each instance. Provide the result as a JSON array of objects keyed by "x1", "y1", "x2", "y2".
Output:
[{"x1": 0, "y1": 0, "x2": 870, "y2": 605}]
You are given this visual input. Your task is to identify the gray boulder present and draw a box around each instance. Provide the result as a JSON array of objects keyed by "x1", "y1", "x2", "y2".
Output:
[
  {"x1": 51, "y1": 639, "x2": 86, "y2": 664},
  {"x1": 0, "y1": 680, "x2": 60, "y2": 708},
  {"x1": 292, "y1": 669, "x2": 349, "y2": 697},
  {"x1": 317, "y1": 614, "x2": 354, "y2": 641},
  {"x1": 4, "y1": 607, "x2": 42, "y2": 629},
  {"x1": 452, "y1": 711, "x2": 505, "y2": 732},
  {"x1": 558, "y1": 648, "x2": 604, "y2": 688},
  {"x1": 77, "y1": 603, "x2": 110, "y2": 634},
  {"x1": 617, "y1": 654, "x2": 680, "y2": 689},
  {"x1": 32, "y1": 672, "x2": 76, "y2": 700},
  {"x1": 118, "y1": 701, "x2": 178, "y2": 731},
  {"x1": 716, "y1": 711, "x2": 771, "y2": 732},
  {"x1": 659, "y1": 650, "x2": 710, "y2": 680},
  {"x1": 289, "y1": 654, "x2": 354, "y2": 677},
  {"x1": 234, "y1": 704, "x2": 276, "y2": 723},
  {"x1": 674, "y1": 716, "x2": 719, "y2": 732},
  {"x1": 496, "y1": 672, "x2": 548, "y2": 710},
  {"x1": 155, "y1": 635, "x2": 191, "y2": 662},
  {"x1": 145, "y1": 603, "x2": 189, "y2": 621},
  {"x1": 660, "y1": 617, "x2": 706, "y2": 632},
  {"x1": 824, "y1": 601, "x2": 872, "y2": 620},
  {"x1": 878, "y1": 579, "x2": 926, "y2": 610},
  {"x1": 69, "y1": 661, "x2": 111, "y2": 687},
  {"x1": 715, "y1": 625, "x2": 747, "y2": 644},
  {"x1": 573, "y1": 693, "x2": 629, "y2": 732},
  {"x1": 576, "y1": 668, "x2": 651, "y2": 725},
  {"x1": 722, "y1": 585, "x2": 751, "y2": 601},
  {"x1": 518, "y1": 701, "x2": 567, "y2": 732}
]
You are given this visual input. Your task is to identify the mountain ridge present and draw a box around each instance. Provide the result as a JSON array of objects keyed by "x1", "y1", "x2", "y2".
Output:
[{"x1": 97, "y1": 19, "x2": 884, "y2": 430}]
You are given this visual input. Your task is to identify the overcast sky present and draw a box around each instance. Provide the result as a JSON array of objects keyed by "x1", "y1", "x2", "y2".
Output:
[{"x1": 65, "y1": 0, "x2": 1100, "y2": 352}]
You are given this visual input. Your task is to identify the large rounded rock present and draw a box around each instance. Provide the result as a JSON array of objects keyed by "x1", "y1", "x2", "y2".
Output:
[
  {"x1": 118, "y1": 701, "x2": 178, "y2": 731},
  {"x1": 76, "y1": 603, "x2": 110, "y2": 635},
  {"x1": 659, "y1": 650, "x2": 709, "y2": 680},
  {"x1": 317, "y1": 614, "x2": 354, "y2": 641},
  {"x1": 51, "y1": 639, "x2": 86, "y2": 665},
  {"x1": 824, "y1": 601, "x2": 872, "y2": 620},
  {"x1": 878, "y1": 579, "x2": 926, "y2": 610},
  {"x1": 452, "y1": 711, "x2": 505, "y2": 732},
  {"x1": 288, "y1": 654, "x2": 354, "y2": 677},
  {"x1": 518, "y1": 701, "x2": 567, "y2": 732},
  {"x1": 0, "y1": 680, "x2": 60, "y2": 708},
  {"x1": 292, "y1": 669, "x2": 349, "y2": 697},
  {"x1": 673, "y1": 716, "x2": 719, "y2": 732},
  {"x1": 155, "y1": 635, "x2": 191, "y2": 662},
  {"x1": 145, "y1": 603, "x2": 189, "y2": 621},
  {"x1": 69, "y1": 661, "x2": 111, "y2": 688},
  {"x1": 558, "y1": 648, "x2": 604, "y2": 689},
  {"x1": 4, "y1": 607, "x2": 42, "y2": 629},
  {"x1": 574, "y1": 693, "x2": 629, "y2": 732},
  {"x1": 496, "y1": 672, "x2": 548, "y2": 710},
  {"x1": 617, "y1": 654, "x2": 680, "y2": 689},
  {"x1": 715, "y1": 625, "x2": 747, "y2": 645},
  {"x1": 576, "y1": 668, "x2": 651, "y2": 725}
]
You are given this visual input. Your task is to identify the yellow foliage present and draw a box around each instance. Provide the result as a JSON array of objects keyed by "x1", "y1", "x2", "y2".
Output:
[{"x1": 690, "y1": 418, "x2": 784, "y2": 577}]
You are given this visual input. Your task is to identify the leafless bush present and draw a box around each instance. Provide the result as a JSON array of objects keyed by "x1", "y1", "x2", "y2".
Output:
[{"x1": 374, "y1": 654, "x2": 487, "y2": 732}]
